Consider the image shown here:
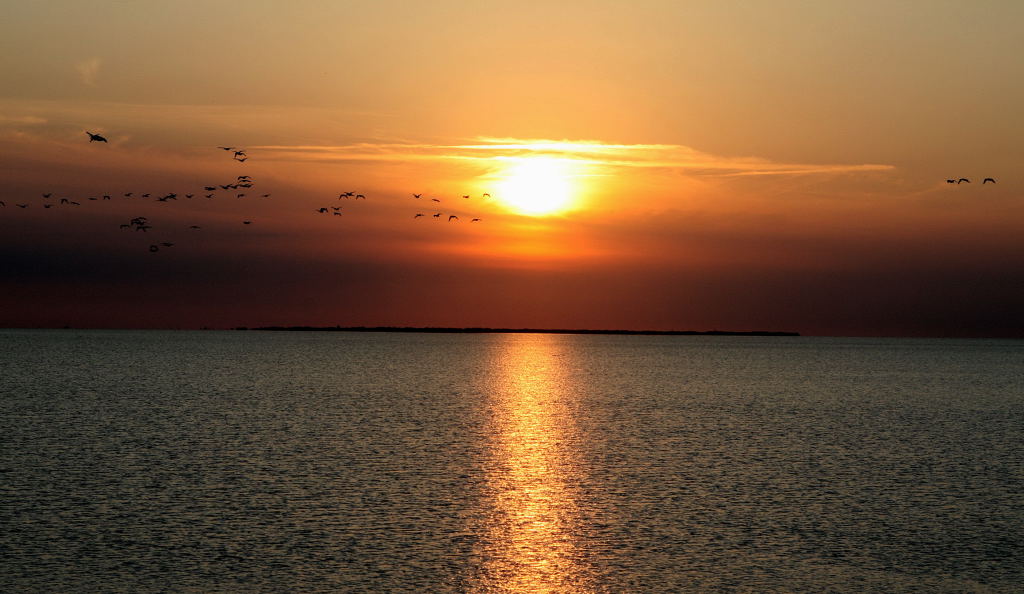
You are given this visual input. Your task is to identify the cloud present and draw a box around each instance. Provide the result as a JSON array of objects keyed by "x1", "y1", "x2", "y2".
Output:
[
  {"x1": 248, "y1": 137, "x2": 894, "y2": 177},
  {"x1": 75, "y1": 58, "x2": 101, "y2": 86}
]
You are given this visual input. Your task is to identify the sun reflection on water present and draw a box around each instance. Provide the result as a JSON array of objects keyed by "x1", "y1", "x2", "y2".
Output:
[{"x1": 471, "y1": 334, "x2": 592, "y2": 593}]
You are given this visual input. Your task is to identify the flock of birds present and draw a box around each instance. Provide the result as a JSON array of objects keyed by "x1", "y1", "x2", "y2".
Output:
[
  {"x1": 1, "y1": 131, "x2": 491, "y2": 253},
  {"x1": 947, "y1": 178, "x2": 996, "y2": 184}
]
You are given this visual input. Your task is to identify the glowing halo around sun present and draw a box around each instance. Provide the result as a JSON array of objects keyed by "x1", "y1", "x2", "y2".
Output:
[{"x1": 493, "y1": 157, "x2": 577, "y2": 216}]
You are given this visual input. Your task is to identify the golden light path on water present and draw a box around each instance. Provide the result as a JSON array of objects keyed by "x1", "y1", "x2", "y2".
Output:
[{"x1": 471, "y1": 334, "x2": 594, "y2": 593}]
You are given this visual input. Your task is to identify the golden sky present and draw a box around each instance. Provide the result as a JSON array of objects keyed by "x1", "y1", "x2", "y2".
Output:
[{"x1": 1, "y1": 1, "x2": 1022, "y2": 336}]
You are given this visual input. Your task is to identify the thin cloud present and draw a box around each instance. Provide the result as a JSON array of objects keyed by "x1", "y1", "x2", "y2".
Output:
[
  {"x1": 249, "y1": 137, "x2": 894, "y2": 177},
  {"x1": 75, "y1": 58, "x2": 101, "y2": 87}
]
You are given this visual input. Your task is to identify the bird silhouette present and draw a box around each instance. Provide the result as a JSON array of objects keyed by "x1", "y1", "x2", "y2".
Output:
[
  {"x1": 16, "y1": 203, "x2": 28, "y2": 208},
  {"x1": 413, "y1": 194, "x2": 422, "y2": 199},
  {"x1": 946, "y1": 179, "x2": 955, "y2": 184},
  {"x1": 189, "y1": 225, "x2": 201, "y2": 230},
  {"x1": 204, "y1": 186, "x2": 216, "y2": 191},
  {"x1": 431, "y1": 198, "x2": 440, "y2": 202},
  {"x1": 433, "y1": 213, "x2": 441, "y2": 218},
  {"x1": 42, "y1": 193, "x2": 52, "y2": 198},
  {"x1": 482, "y1": 193, "x2": 491, "y2": 198},
  {"x1": 218, "y1": 146, "x2": 235, "y2": 151},
  {"x1": 462, "y1": 195, "x2": 469, "y2": 199},
  {"x1": 958, "y1": 178, "x2": 970, "y2": 184},
  {"x1": 414, "y1": 213, "x2": 424, "y2": 218},
  {"x1": 471, "y1": 218, "x2": 481, "y2": 222},
  {"x1": 242, "y1": 221, "x2": 252, "y2": 225},
  {"x1": 983, "y1": 178, "x2": 996, "y2": 184},
  {"x1": 85, "y1": 131, "x2": 108, "y2": 143},
  {"x1": 449, "y1": 215, "x2": 459, "y2": 222}
]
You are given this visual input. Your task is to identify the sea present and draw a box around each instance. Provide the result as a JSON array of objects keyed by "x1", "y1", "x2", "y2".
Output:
[{"x1": 2, "y1": 329, "x2": 1022, "y2": 592}]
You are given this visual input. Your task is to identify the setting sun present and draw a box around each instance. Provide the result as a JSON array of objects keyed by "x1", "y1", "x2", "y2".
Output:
[{"x1": 494, "y1": 157, "x2": 576, "y2": 216}]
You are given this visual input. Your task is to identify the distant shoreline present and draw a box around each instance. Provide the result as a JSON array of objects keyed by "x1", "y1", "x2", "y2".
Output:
[{"x1": 240, "y1": 326, "x2": 800, "y2": 336}]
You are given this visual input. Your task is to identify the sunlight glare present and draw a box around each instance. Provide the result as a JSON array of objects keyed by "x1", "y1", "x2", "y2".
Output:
[{"x1": 494, "y1": 157, "x2": 576, "y2": 216}]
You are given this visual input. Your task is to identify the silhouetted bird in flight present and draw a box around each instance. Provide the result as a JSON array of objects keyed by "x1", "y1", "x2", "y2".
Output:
[
  {"x1": 233, "y1": 150, "x2": 246, "y2": 158},
  {"x1": 413, "y1": 194, "x2": 422, "y2": 199},
  {"x1": 189, "y1": 225, "x2": 201, "y2": 230},
  {"x1": 449, "y1": 215, "x2": 459, "y2": 222},
  {"x1": 261, "y1": 194, "x2": 271, "y2": 198},
  {"x1": 205, "y1": 186, "x2": 216, "y2": 191},
  {"x1": 482, "y1": 193, "x2": 491, "y2": 198},
  {"x1": 983, "y1": 178, "x2": 996, "y2": 184},
  {"x1": 414, "y1": 213, "x2": 424, "y2": 218},
  {"x1": 355, "y1": 194, "x2": 365, "y2": 199},
  {"x1": 433, "y1": 213, "x2": 441, "y2": 218},
  {"x1": 958, "y1": 178, "x2": 970, "y2": 184},
  {"x1": 86, "y1": 131, "x2": 107, "y2": 143},
  {"x1": 317, "y1": 208, "x2": 328, "y2": 213},
  {"x1": 124, "y1": 193, "x2": 132, "y2": 197},
  {"x1": 42, "y1": 193, "x2": 52, "y2": 198},
  {"x1": 103, "y1": 195, "x2": 111, "y2": 200},
  {"x1": 462, "y1": 195, "x2": 469, "y2": 199},
  {"x1": 471, "y1": 218, "x2": 481, "y2": 222},
  {"x1": 218, "y1": 146, "x2": 236, "y2": 151},
  {"x1": 16, "y1": 203, "x2": 28, "y2": 208},
  {"x1": 243, "y1": 221, "x2": 252, "y2": 225},
  {"x1": 431, "y1": 198, "x2": 440, "y2": 202},
  {"x1": 946, "y1": 179, "x2": 955, "y2": 184}
]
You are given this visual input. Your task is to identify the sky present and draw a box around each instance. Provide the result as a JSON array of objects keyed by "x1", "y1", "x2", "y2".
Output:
[{"x1": 1, "y1": 1, "x2": 1022, "y2": 336}]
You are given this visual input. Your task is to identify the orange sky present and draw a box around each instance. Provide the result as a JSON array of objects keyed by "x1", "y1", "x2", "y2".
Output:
[{"x1": 2, "y1": 1, "x2": 1022, "y2": 336}]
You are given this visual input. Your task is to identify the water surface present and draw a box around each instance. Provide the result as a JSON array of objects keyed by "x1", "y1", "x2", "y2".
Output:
[{"x1": 2, "y1": 330, "x2": 1022, "y2": 591}]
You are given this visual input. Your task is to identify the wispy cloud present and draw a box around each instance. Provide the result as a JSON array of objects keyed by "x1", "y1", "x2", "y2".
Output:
[
  {"x1": 75, "y1": 58, "x2": 101, "y2": 86},
  {"x1": 249, "y1": 137, "x2": 894, "y2": 177}
]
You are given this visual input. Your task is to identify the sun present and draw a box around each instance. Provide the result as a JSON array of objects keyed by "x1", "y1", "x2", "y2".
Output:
[{"x1": 493, "y1": 157, "x2": 576, "y2": 216}]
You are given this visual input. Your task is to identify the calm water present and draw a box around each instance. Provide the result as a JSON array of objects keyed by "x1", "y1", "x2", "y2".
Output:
[{"x1": 2, "y1": 330, "x2": 1022, "y2": 592}]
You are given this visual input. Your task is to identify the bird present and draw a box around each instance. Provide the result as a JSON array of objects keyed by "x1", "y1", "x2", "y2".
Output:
[
  {"x1": 204, "y1": 186, "x2": 216, "y2": 191},
  {"x1": 42, "y1": 193, "x2": 52, "y2": 198},
  {"x1": 462, "y1": 195, "x2": 469, "y2": 199},
  {"x1": 482, "y1": 193, "x2": 491, "y2": 198},
  {"x1": 413, "y1": 194, "x2": 422, "y2": 199},
  {"x1": 983, "y1": 178, "x2": 996, "y2": 184},
  {"x1": 333, "y1": 211, "x2": 342, "y2": 216},
  {"x1": 261, "y1": 194, "x2": 271, "y2": 198},
  {"x1": 141, "y1": 193, "x2": 150, "y2": 198},
  {"x1": 471, "y1": 218, "x2": 481, "y2": 222},
  {"x1": 355, "y1": 194, "x2": 365, "y2": 199},
  {"x1": 124, "y1": 192, "x2": 133, "y2": 197},
  {"x1": 102, "y1": 195, "x2": 111, "y2": 200},
  {"x1": 217, "y1": 146, "x2": 236, "y2": 151},
  {"x1": 16, "y1": 203, "x2": 28, "y2": 208},
  {"x1": 232, "y1": 150, "x2": 246, "y2": 158},
  {"x1": 317, "y1": 208, "x2": 328, "y2": 213},
  {"x1": 946, "y1": 179, "x2": 956, "y2": 184},
  {"x1": 235, "y1": 157, "x2": 247, "y2": 162},
  {"x1": 185, "y1": 194, "x2": 194, "y2": 198},
  {"x1": 958, "y1": 178, "x2": 970, "y2": 184},
  {"x1": 413, "y1": 213, "x2": 424, "y2": 218},
  {"x1": 242, "y1": 221, "x2": 252, "y2": 225},
  {"x1": 433, "y1": 213, "x2": 441, "y2": 218},
  {"x1": 60, "y1": 198, "x2": 69, "y2": 204},
  {"x1": 237, "y1": 193, "x2": 245, "y2": 198},
  {"x1": 189, "y1": 225, "x2": 201, "y2": 230},
  {"x1": 449, "y1": 215, "x2": 459, "y2": 222},
  {"x1": 204, "y1": 194, "x2": 214, "y2": 198},
  {"x1": 85, "y1": 131, "x2": 108, "y2": 143},
  {"x1": 431, "y1": 198, "x2": 440, "y2": 202}
]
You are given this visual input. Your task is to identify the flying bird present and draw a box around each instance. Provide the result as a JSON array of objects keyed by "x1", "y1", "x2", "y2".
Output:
[
  {"x1": 433, "y1": 213, "x2": 441, "y2": 218},
  {"x1": 189, "y1": 225, "x2": 201, "y2": 230},
  {"x1": 462, "y1": 195, "x2": 469, "y2": 199},
  {"x1": 482, "y1": 193, "x2": 491, "y2": 198},
  {"x1": 983, "y1": 178, "x2": 996, "y2": 184},
  {"x1": 16, "y1": 203, "x2": 28, "y2": 208},
  {"x1": 413, "y1": 213, "x2": 424, "y2": 218},
  {"x1": 218, "y1": 146, "x2": 236, "y2": 151},
  {"x1": 204, "y1": 186, "x2": 216, "y2": 191},
  {"x1": 42, "y1": 193, "x2": 52, "y2": 198},
  {"x1": 431, "y1": 198, "x2": 440, "y2": 202},
  {"x1": 958, "y1": 178, "x2": 970, "y2": 184},
  {"x1": 449, "y1": 215, "x2": 459, "y2": 222},
  {"x1": 242, "y1": 221, "x2": 252, "y2": 225},
  {"x1": 946, "y1": 179, "x2": 955, "y2": 184},
  {"x1": 85, "y1": 131, "x2": 108, "y2": 143},
  {"x1": 413, "y1": 194, "x2": 422, "y2": 199},
  {"x1": 471, "y1": 218, "x2": 481, "y2": 222}
]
